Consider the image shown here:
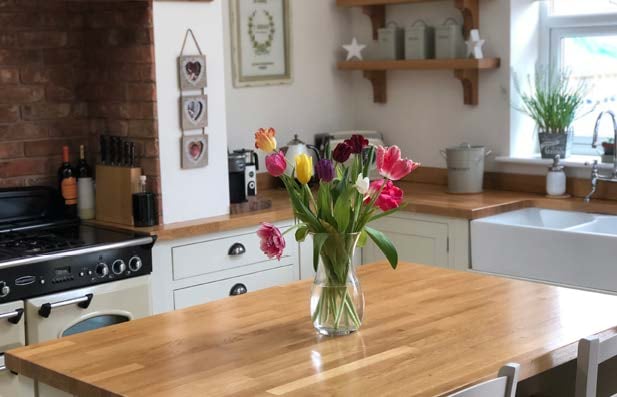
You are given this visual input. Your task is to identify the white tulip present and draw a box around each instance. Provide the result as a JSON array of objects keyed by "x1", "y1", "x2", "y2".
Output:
[{"x1": 354, "y1": 174, "x2": 370, "y2": 195}]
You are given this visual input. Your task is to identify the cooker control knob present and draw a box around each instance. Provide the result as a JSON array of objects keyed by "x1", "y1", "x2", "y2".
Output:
[
  {"x1": 0, "y1": 282, "x2": 9, "y2": 298},
  {"x1": 112, "y1": 260, "x2": 126, "y2": 275},
  {"x1": 128, "y1": 256, "x2": 143, "y2": 272},
  {"x1": 95, "y1": 263, "x2": 109, "y2": 278}
]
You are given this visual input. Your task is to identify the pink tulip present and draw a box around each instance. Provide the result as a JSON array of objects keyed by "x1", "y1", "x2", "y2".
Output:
[
  {"x1": 265, "y1": 151, "x2": 287, "y2": 177},
  {"x1": 364, "y1": 180, "x2": 403, "y2": 211},
  {"x1": 376, "y1": 146, "x2": 420, "y2": 181},
  {"x1": 257, "y1": 223, "x2": 286, "y2": 260}
]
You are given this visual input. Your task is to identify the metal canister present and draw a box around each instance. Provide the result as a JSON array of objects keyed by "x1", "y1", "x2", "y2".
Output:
[{"x1": 441, "y1": 143, "x2": 491, "y2": 194}]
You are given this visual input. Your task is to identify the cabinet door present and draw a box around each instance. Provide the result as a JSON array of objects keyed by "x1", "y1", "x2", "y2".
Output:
[{"x1": 363, "y1": 216, "x2": 449, "y2": 267}]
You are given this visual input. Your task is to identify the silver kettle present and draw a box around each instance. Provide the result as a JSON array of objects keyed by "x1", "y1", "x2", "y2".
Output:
[{"x1": 281, "y1": 134, "x2": 320, "y2": 170}]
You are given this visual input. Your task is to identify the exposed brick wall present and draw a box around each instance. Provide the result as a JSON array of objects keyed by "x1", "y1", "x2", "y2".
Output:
[{"x1": 0, "y1": 0, "x2": 161, "y2": 220}]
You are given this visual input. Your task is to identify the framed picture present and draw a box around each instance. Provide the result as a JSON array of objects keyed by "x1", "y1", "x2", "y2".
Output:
[
  {"x1": 178, "y1": 55, "x2": 207, "y2": 90},
  {"x1": 181, "y1": 135, "x2": 208, "y2": 169},
  {"x1": 230, "y1": 0, "x2": 291, "y2": 87},
  {"x1": 180, "y1": 95, "x2": 208, "y2": 131}
]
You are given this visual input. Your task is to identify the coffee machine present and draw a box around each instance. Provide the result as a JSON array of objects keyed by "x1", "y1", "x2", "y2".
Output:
[{"x1": 228, "y1": 150, "x2": 259, "y2": 204}]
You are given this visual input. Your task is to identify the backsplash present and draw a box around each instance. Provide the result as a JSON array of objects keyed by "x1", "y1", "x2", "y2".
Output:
[{"x1": 0, "y1": 0, "x2": 161, "y2": 217}]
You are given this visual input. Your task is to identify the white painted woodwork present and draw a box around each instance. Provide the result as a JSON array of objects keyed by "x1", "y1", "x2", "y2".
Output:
[
  {"x1": 576, "y1": 334, "x2": 617, "y2": 397},
  {"x1": 448, "y1": 363, "x2": 520, "y2": 397},
  {"x1": 362, "y1": 212, "x2": 470, "y2": 270},
  {"x1": 151, "y1": 221, "x2": 299, "y2": 314},
  {"x1": 173, "y1": 264, "x2": 297, "y2": 310}
]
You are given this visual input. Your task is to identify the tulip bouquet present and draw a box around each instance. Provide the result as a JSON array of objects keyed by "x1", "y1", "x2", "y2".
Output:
[{"x1": 254, "y1": 128, "x2": 419, "y2": 335}]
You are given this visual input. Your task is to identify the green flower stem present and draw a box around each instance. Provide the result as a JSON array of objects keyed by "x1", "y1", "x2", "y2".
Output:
[{"x1": 312, "y1": 284, "x2": 361, "y2": 332}]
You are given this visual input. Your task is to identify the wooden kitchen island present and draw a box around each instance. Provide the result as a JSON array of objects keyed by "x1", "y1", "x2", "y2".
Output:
[{"x1": 7, "y1": 262, "x2": 617, "y2": 397}]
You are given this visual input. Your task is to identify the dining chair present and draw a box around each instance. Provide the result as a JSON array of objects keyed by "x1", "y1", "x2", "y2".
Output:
[
  {"x1": 447, "y1": 363, "x2": 520, "y2": 397},
  {"x1": 576, "y1": 334, "x2": 617, "y2": 397}
]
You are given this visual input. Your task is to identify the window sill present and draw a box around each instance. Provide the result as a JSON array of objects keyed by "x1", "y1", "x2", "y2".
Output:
[{"x1": 495, "y1": 155, "x2": 614, "y2": 169}]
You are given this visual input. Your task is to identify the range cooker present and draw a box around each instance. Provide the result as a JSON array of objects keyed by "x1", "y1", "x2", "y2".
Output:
[{"x1": 0, "y1": 187, "x2": 155, "y2": 397}]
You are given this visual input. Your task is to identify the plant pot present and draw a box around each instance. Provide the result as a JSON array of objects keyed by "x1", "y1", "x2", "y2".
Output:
[
  {"x1": 602, "y1": 142, "x2": 615, "y2": 156},
  {"x1": 538, "y1": 131, "x2": 572, "y2": 159},
  {"x1": 310, "y1": 232, "x2": 364, "y2": 336}
]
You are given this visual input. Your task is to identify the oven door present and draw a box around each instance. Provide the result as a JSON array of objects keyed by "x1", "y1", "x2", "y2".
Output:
[
  {"x1": 0, "y1": 300, "x2": 33, "y2": 397},
  {"x1": 25, "y1": 276, "x2": 150, "y2": 397}
]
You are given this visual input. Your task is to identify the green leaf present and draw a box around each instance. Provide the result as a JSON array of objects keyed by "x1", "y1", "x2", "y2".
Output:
[
  {"x1": 312, "y1": 233, "x2": 329, "y2": 272},
  {"x1": 295, "y1": 225, "x2": 309, "y2": 242},
  {"x1": 367, "y1": 203, "x2": 408, "y2": 223},
  {"x1": 365, "y1": 226, "x2": 398, "y2": 269},
  {"x1": 357, "y1": 229, "x2": 368, "y2": 248},
  {"x1": 333, "y1": 190, "x2": 351, "y2": 232}
]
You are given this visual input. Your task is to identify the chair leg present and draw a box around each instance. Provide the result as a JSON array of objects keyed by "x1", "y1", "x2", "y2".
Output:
[{"x1": 576, "y1": 337, "x2": 600, "y2": 397}]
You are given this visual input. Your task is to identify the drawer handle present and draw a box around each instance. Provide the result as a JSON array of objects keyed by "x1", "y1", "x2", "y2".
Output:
[
  {"x1": 38, "y1": 294, "x2": 94, "y2": 319},
  {"x1": 0, "y1": 309, "x2": 23, "y2": 325},
  {"x1": 230, "y1": 283, "x2": 248, "y2": 296},
  {"x1": 228, "y1": 243, "x2": 246, "y2": 256}
]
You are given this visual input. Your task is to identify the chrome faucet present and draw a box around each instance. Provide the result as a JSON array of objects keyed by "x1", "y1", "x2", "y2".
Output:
[{"x1": 585, "y1": 111, "x2": 617, "y2": 202}]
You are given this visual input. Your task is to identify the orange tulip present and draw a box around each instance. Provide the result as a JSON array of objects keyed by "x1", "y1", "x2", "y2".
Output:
[{"x1": 254, "y1": 128, "x2": 277, "y2": 153}]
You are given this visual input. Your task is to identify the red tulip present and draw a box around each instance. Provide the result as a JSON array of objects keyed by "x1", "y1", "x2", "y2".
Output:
[
  {"x1": 376, "y1": 145, "x2": 420, "y2": 181},
  {"x1": 332, "y1": 142, "x2": 352, "y2": 163},
  {"x1": 364, "y1": 180, "x2": 403, "y2": 211},
  {"x1": 257, "y1": 223, "x2": 286, "y2": 260},
  {"x1": 345, "y1": 134, "x2": 369, "y2": 154},
  {"x1": 265, "y1": 151, "x2": 287, "y2": 177}
]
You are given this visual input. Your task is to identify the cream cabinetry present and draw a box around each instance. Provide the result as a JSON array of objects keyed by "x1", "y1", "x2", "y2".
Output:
[
  {"x1": 362, "y1": 212, "x2": 470, "y2": 270},
  {"x1": 151, "y1": 220, "x2": 299, "y2": 314}
]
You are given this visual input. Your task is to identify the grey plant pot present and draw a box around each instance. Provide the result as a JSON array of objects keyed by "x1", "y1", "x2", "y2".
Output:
[{"x1": 538, "y1": 131, "x2": 572, "y2": 159}]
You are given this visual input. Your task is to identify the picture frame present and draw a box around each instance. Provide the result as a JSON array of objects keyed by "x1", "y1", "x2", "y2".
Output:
[
  {"x1": 180, "y1": 95, "x2": 208, "y2": 131},
  {"x1": 178, "y1": 55, "x2": 207, "y2": 90},
  {"x1": 181, "y1": 134, "x2": 208, "y2": 169},
  {"x1": 230, "y1": 0, "x2": 291, "y2": 87}
]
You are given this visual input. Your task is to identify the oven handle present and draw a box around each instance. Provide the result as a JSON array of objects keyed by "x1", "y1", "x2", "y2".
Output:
[
  {"x1": 0, "y1": 308, "x2": 23, "y2": 325},
  {"x1": 38, "y1": 293, "x2": 94, "y2": 319}
]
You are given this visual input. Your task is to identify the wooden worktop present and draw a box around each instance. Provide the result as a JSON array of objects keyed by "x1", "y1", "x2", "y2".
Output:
[
  {"x1": 7, "y1": 263, "x2": 617, "y2": 397},
  {"x1": 90, "y1": 181, "x2": 617, "y2": 241}
]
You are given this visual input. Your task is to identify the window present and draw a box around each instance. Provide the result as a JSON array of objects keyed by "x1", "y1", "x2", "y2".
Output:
[{"x1": 542, "y1": 0, "x2": 617, "y2": 155}]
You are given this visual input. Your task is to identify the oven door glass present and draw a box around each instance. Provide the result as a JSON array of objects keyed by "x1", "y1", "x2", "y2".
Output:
[{"x1": 61, "y1": 314, "x2": 129, "y2": 337}]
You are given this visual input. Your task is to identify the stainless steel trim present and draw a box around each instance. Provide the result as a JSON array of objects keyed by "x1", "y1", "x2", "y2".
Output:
[
  {"x1": 0, "y1": 354, "x2": 5, "y2": 372},
  {"x1": 49, "y1": 295, "x2": 90, "y2": 310},
  {"x1": 0, "y1": 236, "x2": 154, "y2": 270},
  {"x1": 0, "y1": 310, "x2": 20, "y2": 320}
]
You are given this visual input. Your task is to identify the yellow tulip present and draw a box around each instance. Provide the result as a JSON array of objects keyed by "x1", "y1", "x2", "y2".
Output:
[
  {"x1": 295, "y1": 153, "x2": 313, "y2": 185},
  {"x1": 254, "y1": 128, "x2": 277, "y2": 153}
]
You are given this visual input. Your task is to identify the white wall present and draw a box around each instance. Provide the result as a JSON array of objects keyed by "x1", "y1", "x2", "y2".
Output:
[
  {"x1": 154, "y1": 1, "x2": 230, "y2": 224},
  {"x1": 223, "y1": 0, "x2": 354, "y2": 169},
  {"x1": 349, "y1": 1, "x2": 517, "y2": 171}
]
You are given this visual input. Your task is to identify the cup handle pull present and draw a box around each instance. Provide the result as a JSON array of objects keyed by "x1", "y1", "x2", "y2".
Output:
[{"x1": 440, "y1": 150, "x2": 447, "y2": 159}]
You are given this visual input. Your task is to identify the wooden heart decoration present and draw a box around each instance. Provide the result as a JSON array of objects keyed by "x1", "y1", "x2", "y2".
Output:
[
  {"x1": 184, "y1": 98, "x2": 205, "y2": 125},
  {"x1": 183, "y1": 60, "x2": 203, "y2": 85},
  {"x1": 187, "y1": 140, "x2": 205, "y2": 163}
]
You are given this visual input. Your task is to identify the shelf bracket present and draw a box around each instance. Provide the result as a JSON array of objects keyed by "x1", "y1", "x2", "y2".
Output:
[
  {"x1": 363, "y1": 71, "x2": 387, "y2": 104},
  {"x1": 362, "y1": 5, "x2": 385, "y2": 40},
  {"x1": 454, "y1": 0, "x2": 479, "y2": 39},
  {"x1": 454, "y1": 68, "x2": 478, "y2": 106}
]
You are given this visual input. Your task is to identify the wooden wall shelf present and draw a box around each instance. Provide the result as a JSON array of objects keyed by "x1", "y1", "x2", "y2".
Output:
[
  {"x1": 337, "y1": 58, "x2": 500, "y2": 105},
  {"x1": 336, "y1": 0, "x2": 498, "y2": 105}
]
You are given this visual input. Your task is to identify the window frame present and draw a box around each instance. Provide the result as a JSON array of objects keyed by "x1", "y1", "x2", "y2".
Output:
[{"x1": 540, "y1": 2, "x2": 617, "y2": 155}]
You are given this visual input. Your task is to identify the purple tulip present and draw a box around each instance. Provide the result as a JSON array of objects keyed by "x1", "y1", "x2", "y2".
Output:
[{"x1": 315, "y1": 159, "x2": 335, "y2": 182}]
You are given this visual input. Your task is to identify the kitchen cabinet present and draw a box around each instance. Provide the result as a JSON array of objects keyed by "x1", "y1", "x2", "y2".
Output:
[
  {"x1": 151, "y1": 220, "x2": 299, "y2": 314},
  {"x1": 362, "y1": 212, "x2": 469, "y2": 270}
]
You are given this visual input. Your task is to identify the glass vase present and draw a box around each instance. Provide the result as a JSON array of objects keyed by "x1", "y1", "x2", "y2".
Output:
[{"x1": 310, "y1": 232, "x2": 364, "y2": 336}]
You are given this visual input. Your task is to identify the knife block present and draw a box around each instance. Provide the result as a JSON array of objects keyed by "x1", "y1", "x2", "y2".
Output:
[{"x1": 95, "y1": 165, "x2": 142, "y2": 226}]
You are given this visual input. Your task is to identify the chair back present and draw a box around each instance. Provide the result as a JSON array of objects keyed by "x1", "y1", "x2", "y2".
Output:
[
  {"x1": 576, "y1": 334, "x2": 617, "y2": 397},
  {"x1": 448, "y1": 363, "x2": 520, "y2": 397}
]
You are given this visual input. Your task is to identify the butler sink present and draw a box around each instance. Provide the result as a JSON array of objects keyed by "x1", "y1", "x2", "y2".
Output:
[{"x1": 471, "y1": 208, "x2": 617, "y2": 293}]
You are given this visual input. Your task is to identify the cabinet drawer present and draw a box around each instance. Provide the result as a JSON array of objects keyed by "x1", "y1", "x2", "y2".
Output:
[
  {"x1": 173, "y1": 265, "x2": 296, "y2": 310},
  {"x1": 172, "y1": 228, "x2": 296, "y2": 281}
]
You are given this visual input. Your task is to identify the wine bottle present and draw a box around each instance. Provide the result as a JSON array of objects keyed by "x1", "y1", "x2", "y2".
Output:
[
  {"x1": 58, "y1": 146, "x2": 78, "y2": 218},
  {"x1": 77, "y1": 145, "x2": 91, "y2": 178}
]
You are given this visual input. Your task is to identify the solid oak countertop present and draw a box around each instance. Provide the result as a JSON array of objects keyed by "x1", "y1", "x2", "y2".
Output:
[
  {"x1": 7, "y1": 263, "x2": 617, "y2": 397},
  {"x1": 87, "y1": 182, "x2": 617, "y2": 241}
]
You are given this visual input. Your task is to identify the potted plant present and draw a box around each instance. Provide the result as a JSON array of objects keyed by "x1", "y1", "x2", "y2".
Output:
[{"x1": 515, "y1": 67, "x2": 589, "y2": 159}]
